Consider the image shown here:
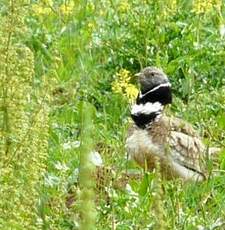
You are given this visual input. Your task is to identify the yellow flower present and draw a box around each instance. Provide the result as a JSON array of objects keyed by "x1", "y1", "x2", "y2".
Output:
[
  {"x1": 99, "y1": 10, "x2": 105, "y2": 16},
  {"x1": 112, "y1": 69, "x2": 138, "y2": 102},
  {"x1": 87, "y1": 2, "x2": 95, "y2": 11},
  {"x1": 192, "y1": 0, "x2": 221, "y2": 14},
  {"x1": 32, "y1": 0, "x2": 53, "y2": 16},
  {"x1": 161, "y1": 0, "x2": 177, "y2": 18},
  {"x1": 169, "y1": 0, "x2": 177, "y2": 13},
  {"x1": 32, "y1": 4, "x2": 52, "y2": 15},
  {"x1": 118, "y1": 0, "x2": 130, "y2": 13},
  {"x1": 125, "y1": 84, "x2": 139, "y2": 101},
  {"x1": 116, "y1": 69, "x2": 131, "y2": 82},
  {"x1": 87, "y1": 22, "x2": 95, "y2": 31},
  {"x1": 59, "y1": 1, "x2": 75, "y2": 15}
]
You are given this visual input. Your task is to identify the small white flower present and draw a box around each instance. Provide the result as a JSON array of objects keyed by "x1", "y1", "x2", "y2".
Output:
[
  {"x1": 107, "y1": 188, "x2": 118, "y2": 199},
  {"x1": 125, "y1": 183, "x2": 133, "y2": 193},
  {"x1": 125, "y1": 184, "x2": 138, "y2": 197},
  {"x1": 220, "y1": 24, "x2": 225, "y2": 37},
  {"x1": 89, "y1": 151, "x2": 103, "y2": 166},
  {"x1": 54, "y1": 161, "x2": 69, "y2": 172},
  {"x1": 129, "y1": 57, "x2": 134, "y2": 64},
  {"x1": 92, "y1": 34, "x2": 102, "y2": 47},
  {"x1": 44, "y1": 174, "x2": 60, "y2": 187},
  {"x1": 62, "y1": 140, "x2": 80, "y2": 150},
  {"x1": 67, "y1": 168, "x2": 79, "y2": 184},
  {"x1": 73, "y1": 168, "x2": 79, "y2": 177},
  {"x1": 52, "y1": 122, "x2": 59, "y2": 128},
  {"x1": 197, "y1": 225, "x2": 205, "y2": 230},
  {"x1": 36, "y1": 217, "x2": 44, "y2": 226},
  {"x1": 193, "y1": 42, "x2": 202, "y2": 49}
]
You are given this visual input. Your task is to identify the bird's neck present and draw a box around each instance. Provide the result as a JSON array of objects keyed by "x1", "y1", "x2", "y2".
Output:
[
  {"x1": 131, "y1": 101, "x2": 163, "y2": 129},
  {"x1": 137, "y1": 82, "x2": 172, "y2": 105},
  {"x1": 131, "y1": 83, "x2": 172, "y2": 129}
]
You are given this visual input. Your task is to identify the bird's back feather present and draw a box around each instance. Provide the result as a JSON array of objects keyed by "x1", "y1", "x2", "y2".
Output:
[{"x1": 126, "y1": 114, "x2": 208, "y2": 181}]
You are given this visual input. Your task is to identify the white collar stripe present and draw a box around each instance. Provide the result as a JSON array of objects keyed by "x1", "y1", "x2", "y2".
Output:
[
  {"x1": 139, "y1": 82, "x2": 171, "y2": 98},
  {"x1": 131, "y1": 102, "x2": 163, "y2": 115}
]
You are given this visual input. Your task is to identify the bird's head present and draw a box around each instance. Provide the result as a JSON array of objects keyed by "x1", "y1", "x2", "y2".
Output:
[
  {"x1": 135, "y1": 66, "x2": 172, "y2": 105},
  {"x1": 131, "y1": 67, "x2": 172, "y2": 128}
]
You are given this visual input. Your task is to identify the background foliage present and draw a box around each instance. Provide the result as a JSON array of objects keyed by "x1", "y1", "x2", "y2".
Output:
[{"x1": 0, "y1": 0, "x2": 225, "y2": 229}]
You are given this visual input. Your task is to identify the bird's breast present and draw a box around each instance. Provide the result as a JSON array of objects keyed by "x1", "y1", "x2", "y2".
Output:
[{"x1": 126, "y1": 128, "x2": 163, "y2": 168}]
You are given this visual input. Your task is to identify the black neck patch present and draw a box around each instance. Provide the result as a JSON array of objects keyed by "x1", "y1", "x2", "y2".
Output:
[
  {"x1": 131, "y1": 111, "x2": 160, "y2": 129},
  {"x1": 137, "y1": 85, "x2": 172, "y2": 105},
  {"x1": 131, "y1": 84, "x2": 172, "y2": 129}
]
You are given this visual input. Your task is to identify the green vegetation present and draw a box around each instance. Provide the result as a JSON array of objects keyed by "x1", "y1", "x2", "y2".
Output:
[{"x1": 0, "y1": 0, "x2": 225, "y2": 229}]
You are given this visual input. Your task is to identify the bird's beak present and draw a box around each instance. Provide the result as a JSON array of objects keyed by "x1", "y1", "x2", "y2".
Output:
[{"x1": 134, "y1": 72, "x2": 142, "y2": 77}]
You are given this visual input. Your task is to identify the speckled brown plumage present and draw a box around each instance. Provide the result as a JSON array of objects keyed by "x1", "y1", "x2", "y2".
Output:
[
  {"x1": 126, "y1": 66, "x2": 220, "y2": 181},
  {"x1": 126, "y1": 113, "x2": 210, "y2": 181}
]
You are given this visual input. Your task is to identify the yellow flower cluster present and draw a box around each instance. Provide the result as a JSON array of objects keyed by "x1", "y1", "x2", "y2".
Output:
[
  {"x1": 112, "y1": 69, "x2": 138, "y2": 102},
  {"x1": 192, "y1": 0, "x2": 222, "y2": 14},
  {"x1": 59, "y1": 1, "x2": 75, "y2": 15},
  {"x1": 168, "y1": 0, "x2": 177, "y2": 13},
  {"x1": 161, "y1": 0, "x2": 177, "y2": 19},
  {"x1": 32, "y1": 0, "x2": 75, "y2": 16},
  {"x1": 118, "y1": 0, "x2": 130, "y2": 13},
  {"x1": 32, "y1": 0, "x2": 52, "y2": 15}
]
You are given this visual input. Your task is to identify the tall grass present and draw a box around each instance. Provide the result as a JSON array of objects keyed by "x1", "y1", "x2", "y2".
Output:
[
  {"x1": 79, "y1": 102, "x2": 96, "y2": 230},
  {"x1": 0, "y1": 1, "x2": 49, "y2": 229}
]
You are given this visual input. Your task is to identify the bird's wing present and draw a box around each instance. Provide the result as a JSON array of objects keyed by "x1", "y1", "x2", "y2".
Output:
[
  {"x1": 164, "y1": 116, "x2": 200, "y2": 137},
  {"x1": 168, "y1": 130, "x2": 206, "y2": 176}
]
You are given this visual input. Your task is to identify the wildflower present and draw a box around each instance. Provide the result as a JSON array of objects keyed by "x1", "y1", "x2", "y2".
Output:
[
  {"x1": 118, "y1": 0, "x2": 130, "y2": 13},
  {"x1": 88, "y1": 22, "x2": 95, "y2": 31},
  {"x1": 192, "y1": 0, "x2": 212, "y2": 14},
  {"x1": 62, "y1": 140, "x2": 81, "y2": 150},
  {"x1": 32, "y1": 4, "x2": 52, "y2": 15},
  {"x1": 32, "y1": 0, "x2": 53, "y2": 16},
  {"x1": 59, "y1": 1, "x2": 75, "y2": 15},
  {"x1": 87, "y1": 2, "x2": 95, "y2": 11},
  {"x1": 54, "y1": 161, "x2": 69, "y2": 172},
  {"x1": 125, "y1": 184, "x2": 138, "y2": 197},
  {"x1": 99, "y1": 10, "x2": 105, "y2": 16},
  {"x1": 72, "y1": 168, "x2": 79, "y2": 181},
  {"x1": 112, "y1": 69, "x2": 138, "y2": 102},
  {"x1": 44, "y1": 174, "x2": 60, "y2": 187},
  {"x1": 168, "y1": 0, "x2": 177, "y2": 13},
  {"x1": 125, "y1": 84, "x2": 139, "y2": 102},
  {"x1": 192, "y1": 0, "x2": 221, "y2": 14}
]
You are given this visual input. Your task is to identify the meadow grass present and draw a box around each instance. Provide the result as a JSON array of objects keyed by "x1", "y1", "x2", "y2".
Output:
[{"x1": 0, "y1": 0, "x2": 225, "y2": 229}]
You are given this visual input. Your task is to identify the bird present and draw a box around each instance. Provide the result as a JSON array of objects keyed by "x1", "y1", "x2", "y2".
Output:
[{"x1": 126, "y1": 66, "x2": 219, "y2": 182}]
